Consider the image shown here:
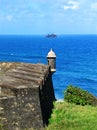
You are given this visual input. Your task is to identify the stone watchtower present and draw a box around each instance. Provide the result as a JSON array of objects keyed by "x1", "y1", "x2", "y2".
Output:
[{"x1": 47, "y1": 48, "x2": 56, "y2": 74}]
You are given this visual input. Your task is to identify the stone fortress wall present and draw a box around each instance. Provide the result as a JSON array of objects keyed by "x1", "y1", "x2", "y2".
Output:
[{"x1": 0, "y1": 62, "x2": 55, "y2": 130}]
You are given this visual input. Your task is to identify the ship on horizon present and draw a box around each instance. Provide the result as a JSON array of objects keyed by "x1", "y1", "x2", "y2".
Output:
[{"x1": 46, "y1": 33, "x2": 57, "y2": 38}]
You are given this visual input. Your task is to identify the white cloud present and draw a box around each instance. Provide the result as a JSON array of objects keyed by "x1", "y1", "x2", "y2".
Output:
[
  {"x1": 6, "y1": 15, "x2": 13, "y2": 22},
  {"x1": 91, "y1": 2, "x2": 97, "y2": 11},
  {"x1": 64, "y1": 0, "x2": 80, "y2": 10}
]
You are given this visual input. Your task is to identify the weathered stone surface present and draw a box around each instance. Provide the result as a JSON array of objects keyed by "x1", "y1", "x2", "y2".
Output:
[{"x1": 0, "y1": 62, "x2": 55, "y2": 130}]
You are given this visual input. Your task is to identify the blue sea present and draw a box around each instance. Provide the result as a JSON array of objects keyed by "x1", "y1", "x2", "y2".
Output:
[{"x1": 0, "y1": 35, "x2": 97, "y2": 99}]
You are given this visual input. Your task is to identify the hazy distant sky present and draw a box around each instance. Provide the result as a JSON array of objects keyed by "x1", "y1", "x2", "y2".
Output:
[{"x1": 0, "y1": 0, "x2": 97, "y2": 35}]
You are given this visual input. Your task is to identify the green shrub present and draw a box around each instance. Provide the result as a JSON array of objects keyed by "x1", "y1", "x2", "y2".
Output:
[{"x1": 64, "y1": 85, "x2": 97, "y2": 106}]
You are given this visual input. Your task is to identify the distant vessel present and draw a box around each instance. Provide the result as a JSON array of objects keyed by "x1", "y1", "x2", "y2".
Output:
[{"x1": 46, "y1": 33, "x2": 57, "y2": 38}]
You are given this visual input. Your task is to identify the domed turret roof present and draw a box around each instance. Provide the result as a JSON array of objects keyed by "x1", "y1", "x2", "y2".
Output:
[{"x1": 47, "y1": 49, "x2": 56, "y2": 58}]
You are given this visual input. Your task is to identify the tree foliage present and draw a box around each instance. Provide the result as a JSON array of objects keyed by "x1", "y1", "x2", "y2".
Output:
[{"x1": 64, "y1": 85, "x2": 97, "y2": 106}]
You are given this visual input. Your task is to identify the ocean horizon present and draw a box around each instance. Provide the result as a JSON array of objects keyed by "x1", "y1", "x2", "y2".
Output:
[{"x1": 0, "y1": 34, "x2": 97, "y2": 99}]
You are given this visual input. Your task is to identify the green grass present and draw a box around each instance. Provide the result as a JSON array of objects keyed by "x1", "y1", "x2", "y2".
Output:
[{"x1": 46, "y1": 101, "x2": 97, "y2": 130}]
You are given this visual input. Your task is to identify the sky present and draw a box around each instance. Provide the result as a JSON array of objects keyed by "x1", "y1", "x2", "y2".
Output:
[{"x1": 0, "y1": 0, "x2": 97, "y2": 35}]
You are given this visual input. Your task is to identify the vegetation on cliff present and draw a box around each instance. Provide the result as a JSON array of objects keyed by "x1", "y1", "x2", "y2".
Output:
[
  {"x1": 46, "y1": 101, "x2": 97, "y2": 130},
  {"x1": 46, "y1": 85, "x2": 97, "y2": 130},
  {"x1": 64, "y1": 85, "x2": 97, "y2": 106}
]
